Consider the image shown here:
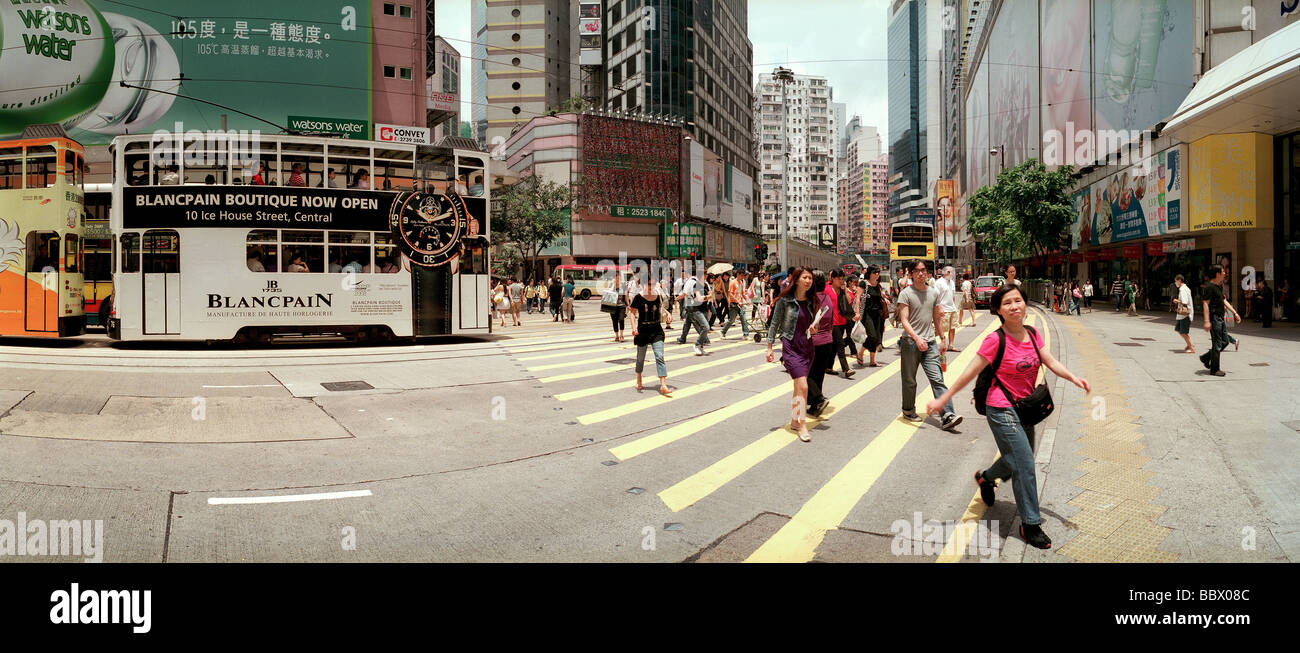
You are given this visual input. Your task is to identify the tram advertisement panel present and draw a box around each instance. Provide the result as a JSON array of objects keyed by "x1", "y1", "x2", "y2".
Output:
[{"x1": 123, "y1": 187, "x2": 485, "y2": 239}]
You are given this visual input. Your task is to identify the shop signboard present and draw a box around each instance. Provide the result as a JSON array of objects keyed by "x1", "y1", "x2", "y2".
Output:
[
  {"x1": 1099, "y1": 249, "x2": 1118, "y2": 261},
  {"x1": 1146, "y1": 242, "x2": 1164, "y2": 256},
  {"x1": 1164, "y1": 238, "x2": 1196, "y2": 253},
  {"x1": 1122, "y1": 244, "x2": 1142, "y2": 258},
  {"x1": 1084, "y1": 146, "x2": 1182, "y2": 246},
  {"x1": 1084, "y1": 251, "x2": 1100, "y2": 262},
  {"x1": 1069, "y1": 252, "x2": 1084, "y2": 263},
  {"x1": 661, "y1": 222, "x2": 704, "y2": 258}
]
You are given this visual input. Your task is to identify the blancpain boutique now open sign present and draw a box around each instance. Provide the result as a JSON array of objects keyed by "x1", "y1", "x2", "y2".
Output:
[{"x1": 123, "y1": 186, "x2": 397, "y2": 231}]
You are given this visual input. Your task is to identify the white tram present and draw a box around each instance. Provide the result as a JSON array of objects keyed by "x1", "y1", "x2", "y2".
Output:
[{"x1": 104, "y1": 134, "x2": 491, "y2": 341}]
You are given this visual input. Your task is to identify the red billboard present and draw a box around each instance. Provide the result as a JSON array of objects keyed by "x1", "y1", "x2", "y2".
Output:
[{"x1": 578, "y1": 115, "x2": 681, "y2": 216}]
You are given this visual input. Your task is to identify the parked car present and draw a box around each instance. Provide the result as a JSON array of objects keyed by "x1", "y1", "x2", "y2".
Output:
[{"x1": 973, "y1": 275, "x2": 1006, "y2": 307}]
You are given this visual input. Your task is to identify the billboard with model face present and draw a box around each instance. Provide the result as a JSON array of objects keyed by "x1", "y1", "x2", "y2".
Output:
[
  {"x1": 1040, "y1": 0, "x2": 1093, "y2": 167},
  {"x1": 0, "y1": 0, "x2": 373, "y2": 143},
  {"x1": 987, "y1": 0, "x2": 1040, "y2": 167}
]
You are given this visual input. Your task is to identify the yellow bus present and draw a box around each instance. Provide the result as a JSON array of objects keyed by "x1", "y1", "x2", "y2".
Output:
[
  {"x1": 0, "y1": 135, "x2": 86, "y2": 337},
  {"x1": 889, "y1": 221, "x2": 936, "y2": 269}
]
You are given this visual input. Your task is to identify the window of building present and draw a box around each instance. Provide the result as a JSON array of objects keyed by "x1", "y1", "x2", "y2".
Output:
[
  {"x1": 512, "y1": 81, "x2": 521, "y2": 90},
  {"x1": 512, "y1": 32, "x2": 520, "y2": 42},
  {"x1": 383, "y1": 3, "x2": 395, "y2": 15},
  {"x1": 512, "y1": 57, "x2": 521, "y2": 66},
  {"x1": 383, "y1": 65, "x2": 396, "y2": 78},
  {"x1": 626, "y1": 56, "x2": 636, "y2": 77},
  {"x1": 399, "y1": 4, "x2": 412, "y2": 18},
  {"x1": 512, "y1": 106, "x2": 521, "y2": 114},
  {"x1": 399, "y1": 67, "x2": 413, "y2": 80},
  {"x1": 511, "y1": 8, "x2": 520, "y2": 17}
]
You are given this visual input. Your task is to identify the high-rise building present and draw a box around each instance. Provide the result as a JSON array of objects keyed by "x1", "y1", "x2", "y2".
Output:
[
  {"x1": 429, "y1": 36, "x2": 462, "y2": 142},
  {"x1": 754, "y1": 72, "x2": 838, "y2": 244},
  {"x1": 602, "y1": 0, "x2": 757, "y2": 182},
  {"x1": 887, "y1": 0, "x2": 942, "y2": 222},
  {"x1": 836, "y1": 123, "x2": 883, "y2": 255},
  {"x1": 472, "y1": 0, "x2": 581, "y2": 155}
]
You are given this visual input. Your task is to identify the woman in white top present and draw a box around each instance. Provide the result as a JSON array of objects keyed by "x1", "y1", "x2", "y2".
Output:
[
  {"x1": 1172, "y1": 274, "x2": 1195, "y2": 354},
  {"x1": 1083, "y1": 281, "x2": 1094, "y2": 313}
]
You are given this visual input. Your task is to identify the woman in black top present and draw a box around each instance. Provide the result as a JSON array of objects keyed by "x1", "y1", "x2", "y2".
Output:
[
  {"x1": 609, "y1": 278, "x2": 628, "y2": 342},
  {"x1": 630, "y1": 280, "x2": 672, "y2": 396},
  {"x1": 857, "y1": 265, "x2": 887, "y2": 367}
]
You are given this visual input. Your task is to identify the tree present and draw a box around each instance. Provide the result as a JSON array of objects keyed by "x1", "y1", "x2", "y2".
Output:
[
  {"x1": 967, "y1": 159, "x2": 1076, "y2": 267},
  {"x1": 546, "y1": 96, "x2": 587, "y2": 116},
  {"x1": 497, "y1": 175, "x2": 571, "y2": 280}
]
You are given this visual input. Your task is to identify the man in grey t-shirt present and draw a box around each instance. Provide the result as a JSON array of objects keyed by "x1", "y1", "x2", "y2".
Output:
[
  {"x1": 507, "y1": 279, "x2": 524, "y2": 326},
  {"x1": 897, "y1": 260, "x2": 961, "y2": 431}
]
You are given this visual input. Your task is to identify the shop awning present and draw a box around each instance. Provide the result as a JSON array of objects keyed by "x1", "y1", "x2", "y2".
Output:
[{"x1": 1163, "y1": 20, "x2": 1300, "y2": 142}]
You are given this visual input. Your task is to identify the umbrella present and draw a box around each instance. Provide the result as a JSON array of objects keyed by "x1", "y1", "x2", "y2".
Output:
[
  {"x1": 707, "y1": 262, "x2": 733, "y2": 275},
  {"x1": 769, "y1": 270, "x2": 788, "y2": 282}
]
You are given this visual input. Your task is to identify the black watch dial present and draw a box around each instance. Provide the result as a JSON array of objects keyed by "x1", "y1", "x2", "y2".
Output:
[{"x1": 389, "y1": 191, "x2": 468, "y2": 267}]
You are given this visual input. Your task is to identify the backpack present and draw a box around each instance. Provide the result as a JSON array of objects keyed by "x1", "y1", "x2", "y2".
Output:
[{"x1": 973, "y1": 325, "x2": 1040, "y2": 416}]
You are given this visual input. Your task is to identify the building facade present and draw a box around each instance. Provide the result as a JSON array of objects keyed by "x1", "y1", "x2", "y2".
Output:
[
  {"x1": 754, "y1": 72, "x2": 839, "y2": 245},
  {"x1": 601, "y1": 0, "x2": 757, "y2": 185},
  {"x1": 429, "y1": 36, "x2": 462, "y2": 142},
  {"x1": 472, "y1": 0, "x2": 581, "y2": 155}
]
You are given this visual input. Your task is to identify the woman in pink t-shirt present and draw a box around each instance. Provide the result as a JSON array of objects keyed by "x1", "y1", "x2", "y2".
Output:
[{"x1": 926, "y1": 284, "x2": 1091, "y2": 550}]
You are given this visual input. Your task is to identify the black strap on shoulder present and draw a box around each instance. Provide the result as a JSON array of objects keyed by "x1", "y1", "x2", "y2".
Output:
[{"x1": 992, "y1": 325, "x2": 1043, "y2": 404}]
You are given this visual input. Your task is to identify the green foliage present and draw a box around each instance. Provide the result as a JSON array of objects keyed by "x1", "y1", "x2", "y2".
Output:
[
  {"x1": 546, "y1": 96, "x2": 587, "y2": 116},
  {"x1": 966, "y1": 159, "x2": 1076, "y2": 266},
  {"x1": 498, "y1": 175, "x2": 572, "y2": 279}
]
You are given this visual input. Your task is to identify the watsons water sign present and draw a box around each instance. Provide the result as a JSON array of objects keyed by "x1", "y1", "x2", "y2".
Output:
[{"x1": 0, "y1": 0, "x2": 115, "y2": 135}]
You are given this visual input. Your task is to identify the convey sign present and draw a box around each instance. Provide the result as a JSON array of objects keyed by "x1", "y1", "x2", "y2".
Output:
[{"x1": 375, "y1": 123, "x2": 430, "y2": 145}]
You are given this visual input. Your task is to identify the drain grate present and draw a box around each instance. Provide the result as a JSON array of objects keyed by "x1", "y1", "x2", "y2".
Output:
[
  {"x1": 1249, "y1": 363, "x2": 1270, "y2": 367},
  {"x1": 605, "y1": 358, "x2": 637, "y2": 365},
  {"x1": 1114, "y1": 342, "x2": 1143, "y2": 347},
  {"x1": 321, "y1": 381, "x2": 373, "y2": 391}
]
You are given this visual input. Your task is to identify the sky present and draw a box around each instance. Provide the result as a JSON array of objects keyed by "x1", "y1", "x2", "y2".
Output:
[{"x1": 433, "y1": 0, "x2": 891, "y2": 145}]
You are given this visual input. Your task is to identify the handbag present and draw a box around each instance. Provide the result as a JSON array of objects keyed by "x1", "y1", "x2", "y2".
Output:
[
  {"x1": 600, "y1": 288, "x2": 620, "y2": 314},
  {"x1": 1174, "y1": 299, "x2": 1190, "y2": 317},
  {"x1": 850, "y1": 320, "x2": 867, "y2": 346}
]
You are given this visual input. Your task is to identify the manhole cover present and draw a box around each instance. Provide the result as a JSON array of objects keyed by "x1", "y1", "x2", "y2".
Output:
[
  {"x1": 321, "y1": 381, "x2": 374, "y2": 391},
  {"x1": 1249, "y1": 363, "x2": 1269, "y2": 367},
  {"x1": 601, "y1": 460, "x2": 619, "y2": 466},
  {"x1": 663, "y1": 523, "x2": 683, "y2": 531},
  {"x1": 1130, "y1": 337, "x2": 1156, "y2": 341},
  {"x1": 579, "y1": 437, "x2": 593, "y2": 443},
  {"x1": 1114, "y1": 342, "x2": 1143, "y2": 347},
  {"x1": 606, "y1": 358, "x2": 637, "y2": 365}
]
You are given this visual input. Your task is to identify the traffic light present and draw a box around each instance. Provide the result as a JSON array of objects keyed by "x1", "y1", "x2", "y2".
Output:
[{"x1": 754, "y1": 244, "x2": 763, "y2": 262}]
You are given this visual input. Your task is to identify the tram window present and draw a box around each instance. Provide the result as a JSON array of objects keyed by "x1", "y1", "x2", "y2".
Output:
[
  {"x1": 246, "y1": 244, "x2": 278, "y2": 272},
  {"x1": 458, "y1": 155, "x2": 486, "y2": 196},
  {"x1": 376, "y1": 158, "x2": 415, "y2": 191},
  {"x1": 120, "y1": 233, "x2": 141, "y2": 273},
  {"x1": 25, "y1": 145, "x2": 57, "y2": 188},
  {"x1": 85, "y1": 244, "x2": 111, "y2": 281},
  {"x1": 461, "y1": 242, "x2": 487, "y2": 274},
  {"x1": 184, "y1": 147, "x2": 227, "y2": 185},
  {"x1": 27, "y1": 232, "x2": 59, "y2": 272},
  {"x1": 372, "y1": 233, "x2": 399, "y2": 273},
  {"x1": 0, "y1": 147, "x2": 20, "y2": 189},
  {"x1": 330, "y1": 246, "x2": 370, "y2": 273},
  {"x1": 124, "y1": 152, "x2": 151, "y2": 185},
  {"x1": 64, "y1": 234, "x2": 80, "y2": 274},
  {"x1": 142, "y1": 231, "x2": 179, "y2": 273},
  {"x1": 282, "y1": 230, "x2": 324, "y2": 273},
  {"x1": 328, "y1": 231, "x2": 371, "y2": 244},
  {"x1": 64, "y1": 150, "x2": 76, "y2": 186}
]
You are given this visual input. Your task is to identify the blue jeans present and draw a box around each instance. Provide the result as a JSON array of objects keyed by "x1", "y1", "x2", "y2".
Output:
[
  {"x1": 899, "y1": 337, "x2": 954, "y2": 416},
  {"x1": 983, "y1": 406, "x2": 1041, "y2": 526},
  {"x1": 636, "y1": 339, "x2": 667, "y2": 377},
  {"x1": 678, "y1": 306, "x2": 710, "y2": 347},
  {"x1": 721, "y1": 303, "x2": 749, "y2": 336}
]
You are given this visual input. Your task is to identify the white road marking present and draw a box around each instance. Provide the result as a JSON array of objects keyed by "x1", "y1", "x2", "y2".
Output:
[
  {"x1": 201, "y1": 384, "x2": 282, "y2": 388},
  {"x1": 207, "y1": 490, "x2": 373, "y2": 505}
]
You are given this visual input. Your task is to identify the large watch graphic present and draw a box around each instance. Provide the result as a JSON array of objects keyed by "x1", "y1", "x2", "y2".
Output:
[{"x1": 388, "y1": 191, "x2": 471, "y2": 267}]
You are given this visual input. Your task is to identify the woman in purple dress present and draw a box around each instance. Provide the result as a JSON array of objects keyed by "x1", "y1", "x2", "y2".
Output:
[{"x1": 766, "y1": 267, "x2": 822, "y2": 442}]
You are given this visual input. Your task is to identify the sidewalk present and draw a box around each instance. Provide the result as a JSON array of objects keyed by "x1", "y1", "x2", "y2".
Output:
[{"x1": 1026, "y1": 304, "x2": 1299, "y2": 562}]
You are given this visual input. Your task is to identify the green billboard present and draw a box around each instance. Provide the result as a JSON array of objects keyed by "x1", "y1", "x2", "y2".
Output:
[{"x1": 0, "y1": 0, "x2": 373, "y2": 143}]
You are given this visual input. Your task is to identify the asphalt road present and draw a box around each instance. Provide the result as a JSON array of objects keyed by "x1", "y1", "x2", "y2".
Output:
[{"x1": 0, "y1": 299, "x2": 1295, "y2": 563}]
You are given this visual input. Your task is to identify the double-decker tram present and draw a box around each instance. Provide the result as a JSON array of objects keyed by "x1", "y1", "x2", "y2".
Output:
[
  {"x1": 0, "y1": 132, "x2": 86, "y2": 338},
  {"x1": 105, "y1": 133, "x2": 491, "y2": 342}
]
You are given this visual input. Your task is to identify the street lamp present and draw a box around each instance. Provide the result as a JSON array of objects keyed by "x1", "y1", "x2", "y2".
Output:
[
  {"x1": 990, "y1": 145, "x2": 1005, "y2": 175},
  {"x1": 775, "y1": 66, "x2": 795, "y2": 271}
]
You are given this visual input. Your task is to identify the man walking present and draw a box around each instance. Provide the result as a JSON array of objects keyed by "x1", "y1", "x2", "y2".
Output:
[
  {"x1": 548, "y1": 277, "x2": 563, "y2": 321},
  {"x1": 897, "y1": 260, "x2": 962, "y2": 431},
  {"x1": 826, "y1": 270, "x2": 856, "y2": 378},
  {"x1": 721, "y1": 269, "x2": 751, "y2": 339},
  {"x1": 1256, "y1": 279, "x2": 1274, "y2": 328},
  {"x1": 561, "y1": 277, "x2": 576, "y2": 323},
  {"x1": 1111, "y1": 275, "x2": 1125, "y2": 312},
  {"x1": 677, "y1": 271, "x2": 711, "y2": 355},
  {"x1": 935, "y1": 265, "x2": 960, "y2": 354},
  {"x1": 1199, "y1": 265, "x2": 1242, "y2": 376}
]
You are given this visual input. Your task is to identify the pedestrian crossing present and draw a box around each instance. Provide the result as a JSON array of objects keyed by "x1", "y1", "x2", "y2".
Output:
[{"x1": 501, "y1": 302, "x2": 1056, "y2": 561}]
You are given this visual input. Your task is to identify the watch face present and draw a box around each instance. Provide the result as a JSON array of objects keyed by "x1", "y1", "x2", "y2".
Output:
[{"x1": 388, "y1": 191, "x2": 468, "y2": 267}]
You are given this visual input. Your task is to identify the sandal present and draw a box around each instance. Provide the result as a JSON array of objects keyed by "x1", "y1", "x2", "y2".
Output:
[{"x1": 659, "y1": 386, "x2": 672, "y2": 397}]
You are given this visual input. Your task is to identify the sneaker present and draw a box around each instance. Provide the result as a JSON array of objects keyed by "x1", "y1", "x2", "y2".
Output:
[
  {"x1": 808, "y1": 399, "x2": 829, "y2": 416},
  {"x1": 1020, "y1": 523, "x2": 1052, "y2": 549},
  {"x1": 901, "y1": 411, "x2": 921, "y2": 421},
  {"x1": 941, "y1": 413, "x2": 963, "y2": 432},
  {"x1": 974, "y1": 470, "x2": 996, "y2": 506},
  {"x1": 693, "y1": 344, "x2": 704, "y2": 356},
  {"x1": 1211, "y1": 370, "x2": 1226, "y2": 376}
]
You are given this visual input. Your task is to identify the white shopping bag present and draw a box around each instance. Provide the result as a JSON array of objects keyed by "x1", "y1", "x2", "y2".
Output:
[{"x1": 850, "y1": 320, "x2": 867, "y2": 346}]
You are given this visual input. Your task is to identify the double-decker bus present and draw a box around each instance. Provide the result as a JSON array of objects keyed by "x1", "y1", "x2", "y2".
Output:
[
  {"x1": 105, "y1": 133, "x2": 491, "y2": 342},
  {"x1": 0, "y1": 133, "x2": 86, "y2": 338},
  {"x1": 889, "y1": 220, "x2": 936, "y2": 276}
]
